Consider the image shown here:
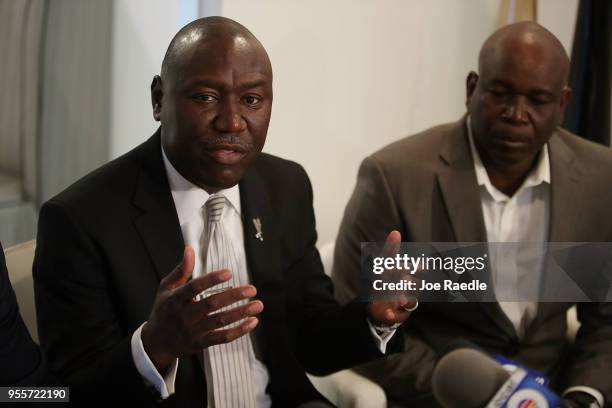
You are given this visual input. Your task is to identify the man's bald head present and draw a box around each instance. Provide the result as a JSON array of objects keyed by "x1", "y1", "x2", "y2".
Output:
[
  {"x1": 478, "y1": 21, "x2": 570, "y2": 85},
  {"x1": 151, "y1": 17, "x2": 273, "y2": 193},
  {"x1": 465, "y1": 21, "x2": 572, "y2": 194},
  {"x1": 160, "y1": 16, "x2": 272, "y2": 81}
]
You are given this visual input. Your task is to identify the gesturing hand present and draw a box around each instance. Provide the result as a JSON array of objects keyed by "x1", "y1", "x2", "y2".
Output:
[
  {"x1": 368, "y1": 230, "x2": 417, "y2": 326},
  {"x1": 141, "y1": 246, "x2": 264, "y2": 372}
]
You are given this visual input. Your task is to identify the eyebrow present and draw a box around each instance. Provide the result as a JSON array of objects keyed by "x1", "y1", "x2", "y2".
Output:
[
  {"x1": 487, "y1": 79, "x2": 555, "y2": 96},
  {"x1": 237, "y1": 79, "x2": 268, "y2": 90},
  {"x1": 529, "y1": 90, "x2": 555, "y2": 99},
  {"x1": 183, "y1": 78, "x2": 269, "y2": 91}
]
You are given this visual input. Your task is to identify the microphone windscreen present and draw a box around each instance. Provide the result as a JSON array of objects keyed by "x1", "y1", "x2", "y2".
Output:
[
  {"x1": 437, "y1": 338, "x2": 484, "y2": 359},
  {"x1": 432, "y1": 348, "x2": 509, "y2": 408}
]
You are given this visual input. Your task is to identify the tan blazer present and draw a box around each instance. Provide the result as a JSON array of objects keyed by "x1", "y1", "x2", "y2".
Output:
[{"x1": 333, "y1": 117, "x2": 612, "y2": 406}]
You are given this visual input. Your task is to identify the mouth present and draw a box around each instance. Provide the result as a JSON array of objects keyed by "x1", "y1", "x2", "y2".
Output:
[
  {"x1": 205, "y1": 145, "x2": 247, "y2": 165},
  {"x1": 492, "y1": 131, "x2": 531, "y2": 149},
  {"x1": 496, "y1": 137, "x2": 529, "y2": 149}
]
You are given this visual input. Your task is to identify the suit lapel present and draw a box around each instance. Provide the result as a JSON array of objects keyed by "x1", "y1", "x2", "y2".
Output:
[
  {"x1": 238, "y1": 162, "x2": 284, "y2": 368},
  {"x1": 239, "y1": 163, "x2": 281, "y2": 297},
  {"x1": 437, "y1": 118, "x2": 516, "y2": 337},
  {"x1": 548, "y1": 131, "x2": 582, "y2": 242},
  {"x1": 132, "y1": 129, "x2": 185, "y2": 282},
  {"x1": 131, "y1": 131, "x2": 203, "y2": 379},
  {"x1": 437, "y1": 119, "x2": 488, "y2": 243},
  {"x1": 534, "y1": 131, "x2": 582, "y2": 323}
]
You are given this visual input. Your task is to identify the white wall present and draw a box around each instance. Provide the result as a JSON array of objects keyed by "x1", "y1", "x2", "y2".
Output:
[
  {"x1": 110, "y1": 0, "x2": 578, "y2": 245},
  {"x1": 110, "y1": 0, "x2": 180, "y2": 157},
  {"x1": 538, "y1": 0, "x2": 579, "y2": 55}
]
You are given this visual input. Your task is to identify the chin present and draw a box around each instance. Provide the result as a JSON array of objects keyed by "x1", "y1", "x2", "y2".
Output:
[
  {"x1": 209, "y1": 170, "x2": 243, "y2": 190},
  {"x1": 491, "y1": 150, "x2": 532, "y2": 167}
]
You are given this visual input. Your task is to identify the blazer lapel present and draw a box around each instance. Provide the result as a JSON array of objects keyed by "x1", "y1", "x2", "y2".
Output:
[
  {"x1": 238, "y1": 162, "x2": 284, "y2": 368},
  {"x1": 437, "y1": 118, "x2": 516, "y2": 337},
  {"x1": 239, "y1": 163, "x2": 281, "y2": 298},
  {"x1": 436, "y1": 119, "x2": 488, "y2": 243},
  {"x1": 533, "y1": 131, "x2": 582, "y2": 322},
  {"x1": 548, "y1": 131, "x2": 582, "y2": 242},
  {"x1": 132, "y1": 129, "x2": 185, "y2": 282}
]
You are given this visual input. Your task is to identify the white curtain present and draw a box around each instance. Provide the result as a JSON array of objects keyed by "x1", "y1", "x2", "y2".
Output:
[
  {"x1": 39, "y1": 0, "x2": 112, "y2": 203},
  {"x1": 0, "y1": 0, "x2": 44, "y2": 246},
  {"x1": 0, "y1": 0, "x2": 112, "y2": 246}
]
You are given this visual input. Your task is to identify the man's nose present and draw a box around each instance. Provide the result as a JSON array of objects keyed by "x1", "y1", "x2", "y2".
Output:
[
  {"x1": 501, "y1": 95, "x2": 529, "y2": 124},
  {"x1": 214, "y1": 99, "x2": 247, "y2": 132}
]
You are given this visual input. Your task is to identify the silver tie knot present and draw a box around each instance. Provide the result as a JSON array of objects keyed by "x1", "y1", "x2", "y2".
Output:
[{"x1": 205, "y1": 194, "x2": 225, "y2": 224}]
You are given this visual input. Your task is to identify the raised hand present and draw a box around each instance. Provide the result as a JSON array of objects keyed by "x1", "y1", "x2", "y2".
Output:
[
  {"x1": 367, "y1": 230, "x2": 418, "y2": 326},
  {"x1": 141, "y1": 246, "x2": 264, "y2": 372}
]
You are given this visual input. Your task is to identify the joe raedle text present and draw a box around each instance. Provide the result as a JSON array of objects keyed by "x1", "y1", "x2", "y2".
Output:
[
  {"x1": 371, "y1": 253, "x2": 489, "y2": 294},
  {"x1": 372, "y1": 278, "x2": 488, "y2": 292}
]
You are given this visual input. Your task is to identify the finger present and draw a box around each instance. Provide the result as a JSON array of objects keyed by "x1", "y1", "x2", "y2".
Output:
[
  {"x1": 383, "y1": 230, "x2": 402, "y2": 258},
  {"x1": 196, "y1": 300, "x2": 263, "y2": 332},
  {"x1": 370, "y1": 298, "x2": 414, "y2": 324},
  {"x1": 160, "y1": 246, "x2": 196, "y2": 291},
  {"x1": 200, "y1": 317, "x2": 259, "y2": 348},
  {"x1": 190, "y1": 285, "x2": 258, "y2": 315},
  {"x1": 375, "y1": 305, "x2": 409, "y2": 324},
  {"x1": 398, "y1": 297, "x2": 417, "y2": 310},
  {"x1": 174, "y1": 269, "x2": 233, "y2": 301},
  {"x1": 389, "y1": 307, "x2": 411, "y2": 323},
  {"x1": 390, "y1": 298, "x2": 417, "y2": 323}
]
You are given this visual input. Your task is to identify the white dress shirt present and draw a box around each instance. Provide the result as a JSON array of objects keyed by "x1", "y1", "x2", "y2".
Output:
[
  {"x1": 467, "y1": 118, "x2": 604, "y2": 407},
  {"x1": 467, "y1": 117, "x2": 549, "y2": 338},
  {"x1": 130, "y1": 146, "x2": 396, "y2": 407}
]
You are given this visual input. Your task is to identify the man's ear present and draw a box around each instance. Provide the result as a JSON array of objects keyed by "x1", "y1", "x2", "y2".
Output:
[
  {"x1": 151, "y1": 75, "x2": 163, "y2": 122},
  {"x1": 558, "y1": 86, "x2": 572, "y2": 125},
  {"x1": 465, "y1": 71, "x2": 479, "y2": 108}
]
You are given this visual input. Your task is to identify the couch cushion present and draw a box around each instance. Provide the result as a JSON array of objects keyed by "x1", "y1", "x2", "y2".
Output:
[{"x1": 0, "y1": 170, "x2": 22, "y2": 205}]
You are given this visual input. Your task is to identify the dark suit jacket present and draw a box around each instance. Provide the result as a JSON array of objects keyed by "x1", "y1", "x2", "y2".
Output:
[
  {"x1": 33, "y1": 130, "x2": 400, "y2": 407},
  {"x1": 333, "y1": 117, "x2": 612, "y2": 406}
]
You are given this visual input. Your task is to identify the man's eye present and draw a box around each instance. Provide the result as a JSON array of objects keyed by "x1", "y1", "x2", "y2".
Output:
[
  {"x1": 192, "y1": 94, "x2": 216, "y2": 102},
  {"x1": 530, "y1": 98, "x2": 548, "y2": 106},
  {"x1": 243, "y1": 95, "x2": 261, "y2": 106},
  {"x1": 489, "y1": 89, "x2": 508, "y2": 98},
  {"x1": 529, "y1": 96, "x2": 553, "y2": 106}
]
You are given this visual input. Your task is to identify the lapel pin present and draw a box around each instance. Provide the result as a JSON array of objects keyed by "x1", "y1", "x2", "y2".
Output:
[{"x1": 252, "y1": 218, "x2": 263, "y2": 242}]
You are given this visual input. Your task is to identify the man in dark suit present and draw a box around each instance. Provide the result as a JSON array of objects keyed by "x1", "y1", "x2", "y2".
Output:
[
  {"x1": 1, "y1": 242, "x2": 51, "y2": 387},
  {"x1": 33, "y1": 17, "x2": 412, "y2": 407},
  {"x1": 333, "y1": 22, "x2": 612, "y2": 407}
]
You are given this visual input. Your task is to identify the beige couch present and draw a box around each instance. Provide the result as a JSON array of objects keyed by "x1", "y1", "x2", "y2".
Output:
[{"x1": 5, "y1": 240, "x2": 37, "y2": 341}]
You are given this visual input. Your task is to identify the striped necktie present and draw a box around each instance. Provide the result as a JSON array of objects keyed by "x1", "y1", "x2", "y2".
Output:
[{"x1": 202, "y1": 194, "x2": 257, "y2": 408}]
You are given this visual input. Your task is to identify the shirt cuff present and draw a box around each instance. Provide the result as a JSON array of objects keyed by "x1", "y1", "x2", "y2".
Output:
[
  {"x1": 130, "y1": 322, "x2": 178, "y2": 399},
  {"x1": 367, "y1": 319, "x2": 400, "y2": 354},
  {"x1": 563, "y1": 386, "x2": 604, "y2": 408}
]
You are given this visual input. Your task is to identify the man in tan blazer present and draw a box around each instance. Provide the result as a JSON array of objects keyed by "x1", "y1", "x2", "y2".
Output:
[{"x1": 333, "y1": 22, "x2": 612, "y2": 408}]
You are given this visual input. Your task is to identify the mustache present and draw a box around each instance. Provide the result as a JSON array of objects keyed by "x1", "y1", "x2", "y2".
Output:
[
  {"x1": 491, "y1": 128, "x2": 532, "y2": 143},
  {"x1": 203, "y1": 134, "x2": 252, "y2": 150}
]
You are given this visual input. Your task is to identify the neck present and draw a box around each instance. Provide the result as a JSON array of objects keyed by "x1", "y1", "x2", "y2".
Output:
[
  {"x1": 203, "y1": 186, "x2": 222, "y2": 195},
  {"x1": 482, "y1": 152, "x2": 540, "y2": 197}
]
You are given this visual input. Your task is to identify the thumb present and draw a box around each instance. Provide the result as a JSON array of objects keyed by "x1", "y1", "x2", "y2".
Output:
[
  {"x1": 160, "y1": 246, "x2": 195, "y2": 291},
  {"x1": 383, "y1": 230, "x2": 402, "y2": 257}
]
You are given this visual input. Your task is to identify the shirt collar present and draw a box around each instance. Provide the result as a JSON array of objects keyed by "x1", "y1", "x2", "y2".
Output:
[
  {"x1": 466, "y1": 116, "x2": 550, "y2": 202},
  {"x1": 161, "y1": 145, "x2": 242, "y2": 223}
]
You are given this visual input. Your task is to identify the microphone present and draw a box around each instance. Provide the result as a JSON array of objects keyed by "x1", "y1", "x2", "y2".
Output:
[
  {"x1": 432, "y1": 348, "x2": 563, "y2": 408},
  {"x1": 438, "y1": 339, "x2": 549, "y2": 386}
]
